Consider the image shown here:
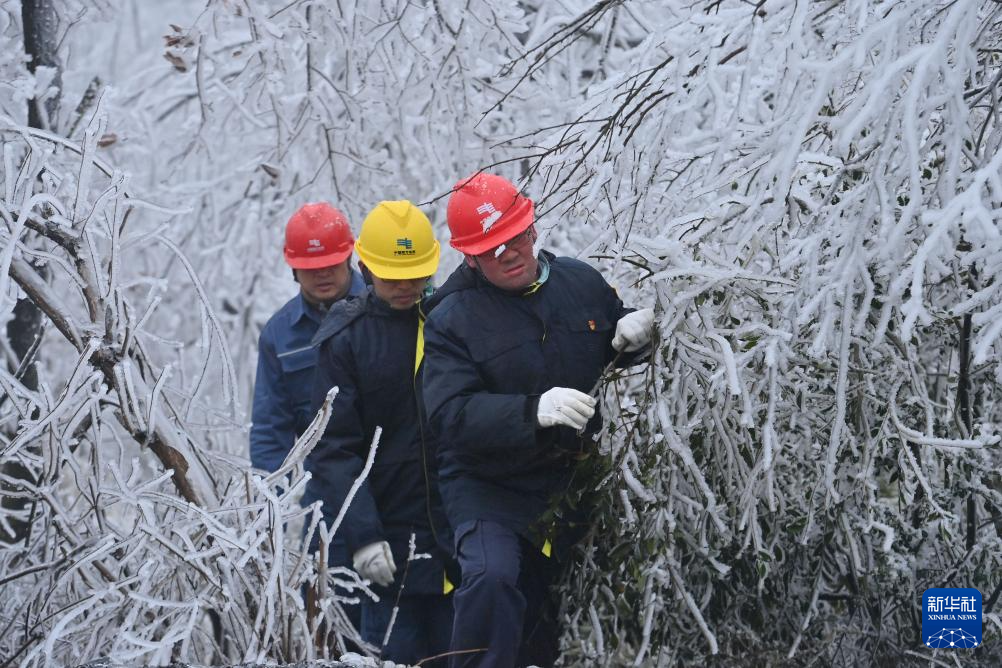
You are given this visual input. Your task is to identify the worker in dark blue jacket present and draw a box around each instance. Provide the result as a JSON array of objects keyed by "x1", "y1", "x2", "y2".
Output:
[
  {"x1": 304, "y1": 200, "x2": 455, "y2": 666},
  {"x1": 251, "y1": 202, "x2": 366, "y2": 473},
  {"x1": 422, "y1": 173, "x2": 654, "y2": 668}
]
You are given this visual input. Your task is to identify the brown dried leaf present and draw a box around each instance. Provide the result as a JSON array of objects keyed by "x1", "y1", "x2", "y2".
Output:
[
  {"x1": 96, "y1": 133, "x2": 118, "y2": 148},
  {"x1": 164, "y1": 52, "x2": 188, "y2": 73},
  {"x1": 260, "y1": 163, "x2": 280, "y2": 179},
  {"x1": 165, "y1": 25, "x2": 195, "y2": 48}
]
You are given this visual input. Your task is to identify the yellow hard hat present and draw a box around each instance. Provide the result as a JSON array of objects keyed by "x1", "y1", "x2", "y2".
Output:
[{"x1": 355, "y1": 200, "x2": 441, "y2": 279}]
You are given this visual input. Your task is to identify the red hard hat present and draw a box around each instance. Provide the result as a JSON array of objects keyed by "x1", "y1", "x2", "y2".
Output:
[
  {"x1": 446, "y1": 173, "x2": 534, "y2": 255},
  {"x1": 284, "y1": 202, "x2": 355, "y2": 269}
]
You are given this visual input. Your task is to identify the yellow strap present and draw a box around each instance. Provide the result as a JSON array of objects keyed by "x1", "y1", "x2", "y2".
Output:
[
  {"x1": 522, "y1": 280, "x2": 544, "y2": 296},
  {"x1": 417, "y1": 316, "x2": 451, "y2": 594},
  {"x1": 414, "y1": 314, "x2": 425, "y2": 378},
  {"x1": 443, "y1": 572, "x2": 455, "y2": 595},
  {"x1": 415, "y1": 312, "x2": 449, "y2": 593},
  {"x1": 542, "y1": 538, "x2": 552, "y2": 558}
]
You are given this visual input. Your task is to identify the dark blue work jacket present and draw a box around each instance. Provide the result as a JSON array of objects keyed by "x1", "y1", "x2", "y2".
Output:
[
  {"x1": 422, "y1": 251, "x2": 640, "y2": 540},
  {"x1": 250, "y1": 270, "x2": 366, "y2": 473},
  {"x1": 303, "y1": 291, "x2": 454, "y2": 596}
]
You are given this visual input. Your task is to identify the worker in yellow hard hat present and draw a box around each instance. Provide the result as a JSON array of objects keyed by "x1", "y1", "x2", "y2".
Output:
[{"x1": 303, "y1": 200, "x2": 455, "y2": 665}]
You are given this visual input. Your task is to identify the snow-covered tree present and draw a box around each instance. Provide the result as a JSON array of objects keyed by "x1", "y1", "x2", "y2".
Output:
[
  {"x1": 2, "y1": 0, "x2": 1001, "y2": 665},
  {"x1": 516, "y1": 1, "x2": 1002, "y2": 664},
  {"x1": 1, "y1": 0, "x2": 548, "y2": 663}
]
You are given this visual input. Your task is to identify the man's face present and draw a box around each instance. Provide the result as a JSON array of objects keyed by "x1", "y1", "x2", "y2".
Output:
[
  {"x1": 465, "y1": 227, "x2": 539, "y2": 291},
  {"x1": 295, "y1": 261, "x2": 352, "y2": 305},
  {"x1": 369, "y1": 272, "x2": 430, "y2": 310}
]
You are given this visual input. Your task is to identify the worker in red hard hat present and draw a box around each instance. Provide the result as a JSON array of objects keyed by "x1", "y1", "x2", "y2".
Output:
[
  {"x1": 251, "y1": 202, "x2": 367, "y2": 473},
  {"x1": 422, "y1": 173, "x2": 655, "y2": 667},
  {"x1": 250, "y1": 203, "x2": 368, "y2": 635}
]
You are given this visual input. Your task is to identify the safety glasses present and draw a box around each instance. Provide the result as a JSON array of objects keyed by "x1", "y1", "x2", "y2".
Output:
[{"x1": 477, "y1": 226, "x2": 536, "y2": 260}]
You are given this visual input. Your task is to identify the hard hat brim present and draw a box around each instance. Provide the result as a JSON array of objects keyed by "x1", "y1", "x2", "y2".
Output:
[
  {"x1": 358, "y1": 241, "x2": 441, "y2": 280},
  {"x1": 285, "y1": 245, "x2": 354, "y2": 269}
]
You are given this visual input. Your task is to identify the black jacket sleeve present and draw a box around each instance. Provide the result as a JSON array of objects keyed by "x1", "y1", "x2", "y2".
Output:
[{"x1": 305, "y1": 335, "x2": 385, "y2": 554}]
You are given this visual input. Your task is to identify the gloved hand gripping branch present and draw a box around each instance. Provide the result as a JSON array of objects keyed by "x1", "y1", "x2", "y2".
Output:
[
  {"x1": 612, "y1": 308, "x2": 655, "y2": 352},
  {"x1": 537, "y1": 387, "x2": 597, "y2": 431},
  {"x1": 353, "y1": 541, "x2": 397, "y2": 587}
]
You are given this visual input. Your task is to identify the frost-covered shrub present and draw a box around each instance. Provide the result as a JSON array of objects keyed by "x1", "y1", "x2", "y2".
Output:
[
  {"x1": 4, "y1": 0, "x2": 1002, "y2": 666},
  {"x1": 520, "y1": 1, "x2": 1002, "y2": 664}
]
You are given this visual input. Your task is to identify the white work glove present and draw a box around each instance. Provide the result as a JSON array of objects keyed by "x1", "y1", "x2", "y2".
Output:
[
  {"x1": 537, "y1": 387, "x2": 597, "y2": 431},
  {"x1": 353, "y1": 541, "x2": 397, "y2": 587},
  {"x1": 612, "y1": 308, "x2": 655, "y2": 352}
]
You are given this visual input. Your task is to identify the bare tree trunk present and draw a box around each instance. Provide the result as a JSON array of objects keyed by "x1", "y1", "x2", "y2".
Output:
[
  {"x1": 22, "y1": 0, "x2": 61, "y2": 130},
  {"x1": 8, "y1": 0, "x2": 60, "y2": 392},
  {"x1": 7, "y1": 0, "x2": 61, "y2": 388},
  {"x1": 960, "y1": 308, "x2": 976, "y2": 550},
  {"x1": 956, "y1": 245, "x2": 985, "y2": 549},
  {"x1": 1, "y1": 0, "x2": 61, "y2": 544}
]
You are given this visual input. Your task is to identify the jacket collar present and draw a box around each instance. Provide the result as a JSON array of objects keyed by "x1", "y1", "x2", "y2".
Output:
[
  {"x1": 292, "y1": 268, "x2": 367, "y2": 325},
  {"x1": 424, "y1": 250, "x2": 556, "y2": 313},
  {"x1": 366, "y1": 288, "x2": 423, "y2": 319},
  {"x1": 473, "y1": 249, "x2": 554, "y2": 297}
]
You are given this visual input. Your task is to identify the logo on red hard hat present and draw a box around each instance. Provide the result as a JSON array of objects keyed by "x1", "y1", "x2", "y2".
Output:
[
  {"x1": 306, "y1": 239, "x2": 325, "y2": 252},
  {"x1": 475, "y1": 202, "x2": 502, "y2": 233}
]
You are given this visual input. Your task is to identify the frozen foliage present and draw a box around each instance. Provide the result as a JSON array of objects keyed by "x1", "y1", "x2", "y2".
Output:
[
  {"x1": 0, "y1": 118, "x2": 384, "y2": 663},
  {"x1": 514, "y1": 1, "x2": 1002, "y2": 665},
  {"x1": 74, "y1": 660, "x2": 390, "y2": 668},
  {"x1": 2, "y1": 1, "x2": 544, "y2": 664},
  {"x1": 3, "y1": 0, "x2": 1002, "y2": 666}
]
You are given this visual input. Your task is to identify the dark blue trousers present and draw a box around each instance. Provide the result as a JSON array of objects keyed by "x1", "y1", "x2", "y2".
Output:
[
  {"x1": 362, "y1": 592, "x2": 454, "y2": 666},
  {"x1": 449, "y1": 520, "x2": 560, "y2": 668}
]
